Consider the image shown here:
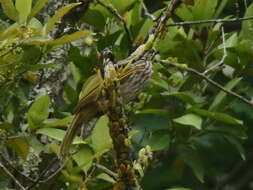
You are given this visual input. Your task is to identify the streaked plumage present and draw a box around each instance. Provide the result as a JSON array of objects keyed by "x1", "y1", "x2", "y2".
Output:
[{"x1": 59, "y1": 49, "x2": 155, "y2": 160}]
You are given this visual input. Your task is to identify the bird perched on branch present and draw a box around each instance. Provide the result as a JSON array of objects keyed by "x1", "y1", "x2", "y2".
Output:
[
  {"x1": 59, "y1": 45, "x2": 156, "y2": 160},
  {"x1": 59, "y1": 0, "x2": 182, "y2": 161}
]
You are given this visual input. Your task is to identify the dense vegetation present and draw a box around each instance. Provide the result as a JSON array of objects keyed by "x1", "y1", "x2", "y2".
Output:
[{"x1": 0, "y1": 0, "x2": 253, "y2": 189}]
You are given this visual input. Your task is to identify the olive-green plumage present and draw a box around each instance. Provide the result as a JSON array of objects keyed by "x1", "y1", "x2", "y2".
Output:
[{"x1": 59, "y1": 49, "x2": 155, "y2": 161}]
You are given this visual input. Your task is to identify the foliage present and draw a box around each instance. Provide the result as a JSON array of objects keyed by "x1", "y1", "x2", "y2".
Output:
[{"x1": 0, "y1": 0, "x2": 253, "y2": 190}]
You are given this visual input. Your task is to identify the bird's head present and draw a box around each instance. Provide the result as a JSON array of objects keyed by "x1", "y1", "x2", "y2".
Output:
[{"x1": 101, "y1": 47, "x2": 115, "y2": 65}]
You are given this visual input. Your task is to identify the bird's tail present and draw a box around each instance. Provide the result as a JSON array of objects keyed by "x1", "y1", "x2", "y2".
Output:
[{"x1": 59, "y1": 107, "x2": 97, "y2": 161}]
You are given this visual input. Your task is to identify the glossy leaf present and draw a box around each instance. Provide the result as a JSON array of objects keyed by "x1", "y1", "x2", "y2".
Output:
[
  {"x1": 179, "y1": 145, "x2": 204, "y2": 183},
  {"x1": 191, "y1": 107, "x2": 243, "y2": 126},
  {"x1": 72, "y1": 146, "x2": 94, "y2": 172},
  {"x1": 28, "y1": 94, "x2": 50, "y2": 129},
  {"x1": 37, "y1": 128, "x2": 87, "y2": 144},
  {"x1": 224, "y1": 135, "x2": 246, "y2": 160},
  {"x1": 91, "y1": 115, "x2": 112, "y2": 157},
  {"x1": 25, "y1": 30, "x2": 92, "y2": 45},
  {"x1": 15, "y1": 0, "x2": 32, "y2": 23},
  {"x1": 96, "y1": 173, "x2": 116, "y2": 184},
  {"x1": 162, "y1": 92, "x2": 197, "y2": 105},
  {"x1": 240, "y1": 3, "x2": 253, "y2": 40},
  {"x1": 42, "y1": 116, "x2": 74, "y2": 128},
  {"x1": 209, "y1": 78, "x2": 242, "y2": 111},
  {"x1": 174, "y1": 114, "x2": 202, "y2": 130},
  {"x1": 148, "y1": 131, "x2": 170, "y2": 151}
]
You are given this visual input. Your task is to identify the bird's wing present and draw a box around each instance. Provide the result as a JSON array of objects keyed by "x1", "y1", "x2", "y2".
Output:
[{"x1": 74, "y1": 72, "x2": 103, "y2": 113}]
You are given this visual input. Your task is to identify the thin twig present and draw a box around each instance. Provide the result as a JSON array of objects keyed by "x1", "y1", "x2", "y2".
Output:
[
  {"x1": 0, "y1": 160, "x2": 26, "y2": 190},
  {"x1": 93, "y1": 163, "x2": 118, "y2": 180},
  {"x1": 161, "y1": 60, "x2": 253, "y2": 108},
  {"x1": 38, "y1": 162, "x2": 65, "y2": 183},
  {"x1": 0, "y1": 152, "x2": 37, "y2": 183},
  {"x1": 95, "y1": 0, "x2": 133, "y2": 45},
  {"x1": 81, "y1": 164, "x2": 96, "y2": 188},
  {"x1": 166, "y1": 16, "x2": 253, "y2": 27},
  {"x1": 204, "y1": 26, "x2": 227, "y2": 74},
  {"x1": 26, "y1": 157, "x2": 60, "y2": 190},
  {"x1": 152, "y1": 0, "x2": 182, "y2": 40},
  {"x1": 141, "y1": 2, "x2": 156, "y2": 21}
]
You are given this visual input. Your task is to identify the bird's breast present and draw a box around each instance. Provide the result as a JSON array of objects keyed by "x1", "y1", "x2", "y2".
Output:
[{"x1": 119, "y1": 60, "x2": 152, "y2": 102}]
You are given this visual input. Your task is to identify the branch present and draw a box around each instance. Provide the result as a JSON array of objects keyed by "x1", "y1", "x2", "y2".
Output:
[
  {"x1": 151, "y1": 0, "x2": 182, "y2": 40},
  {"x1": 0, "y1": 160, "x2": 26, "y2": 190},
  {"x1": 0, "y1": 152, "x2": 36, "y2": 183},
  {"x1": 166, "y1": 16, "x2": 253, "y2": 27},
  {"x1": 101, "y1": 60, "x2": 141, "y2": 189},
  {"x1": 160, "y1": 60, "x2": 253, "y2": 108},
  {"x1": 141, "y1": 2, "x2": 156, "y2": 21},
  {"x1": 26, "y1": 157, "x2": 61, "y2": 190},
  {"x1": 95, "y1": 0, "x2": 133, "y2": 46}
]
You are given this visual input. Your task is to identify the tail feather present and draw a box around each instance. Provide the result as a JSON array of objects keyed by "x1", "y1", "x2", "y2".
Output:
[{"x1": 59, "y1": 107, "x2": 97, "y2": 161}]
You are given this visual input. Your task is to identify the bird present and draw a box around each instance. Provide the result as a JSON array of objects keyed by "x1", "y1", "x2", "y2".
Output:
[{"x1": 59, "y1": 47, "x2": 156, "y2": 161}]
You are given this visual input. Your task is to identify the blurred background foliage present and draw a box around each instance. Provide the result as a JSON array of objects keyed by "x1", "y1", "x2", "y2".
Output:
[{"x1": 0, "y1": 0, "x2": 253, "y2": 189}]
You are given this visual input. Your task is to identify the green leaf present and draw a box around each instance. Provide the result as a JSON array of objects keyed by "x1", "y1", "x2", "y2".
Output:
[
  {"x1": 214, "y1": 0, "x2": 229, "y2": 18},
  {"x1": 91, "y1": 115, "x2": 112, "y2": 157},
  {"x1": 209, "y1": 77, "x2": 242, "y2": 111},
  {"x1": 63, "y1": 84, "x2": 78, "y2": 105},
  {"x1": 128, "y1": 0, "x2": 142, "y2": 26},
  {"x1": 6, "y1": 136, "x2": 29, "y2": 159},
  {"x1": 148, "y1": 131, "x2": 170, "y2": 151},
  {"x1": 15, "y1": 0, "x2": 32, "y2": 23},
  {"x1": 82, "y1": 9, "x2": 106, "y2": 31},
  {"x1": 26, "y1": 136, "x2": 44, "y2": 154},
  {"x1": 44, "y1": 3, "x2": 81, "y2": 34},
  {"x1": 137, "y1": 109, "x2": 171, "y2": 118},
  {"x1": 25, "y1": 30, "x2": 93, "y2": 45},
  {"x1": 28, "y1": 17, "x2": 43, "y2": 30},
  {"x1": 178, "y1": 145, "x2": 204, "y2": 183},
  {"x1": 134, "y1": 113, "x2": 169, "y2": 131},
  {"x1": 28, "y1": 0, "x2": 48, "y2": 20},
  {"x1": 103, "y1": 0, "x2": 136, "y2": 13},
  {"x1": 42, "y1": 116, "x2": 74, "y2": 128},
  {"x1": 173, "y1": 114, "x2": 202, "y2": 130},
  {"x1": 191, "y1": 108, "x2": 243, "y2": 126},
  {"x1": 240, "y1": 3, "x2": 253, "y2": 41},
  {"x1": 223, "y1": 135, "x2": 246, "y2": 160},
  {"x1": 177, "y1": 0, "x2": 218, "y2": 21},
  {"x1": 194, "y1": 0, "x2": 218, "y2": 20},
  {"x1": 0, "y1": 23, "x2": 19, "y2": 40},
  {"x1": 96, "y1": 173, "x2": 116, "y2": 184},
  {"x1": 28, "y1": 94, "x2": 50, "y2": 129},
  {"x1": 0, "y1": 0, "x2": 18, "y2": 21},
  {"x1": 162, "y1": 92, "x2": 199, "y2": 105},
  {"x1": 37, "y1": 128, "x2": 87, "y2": 144},
  {"x1": 72, "y1": 146, "x2": 94, "y2": 172}
]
